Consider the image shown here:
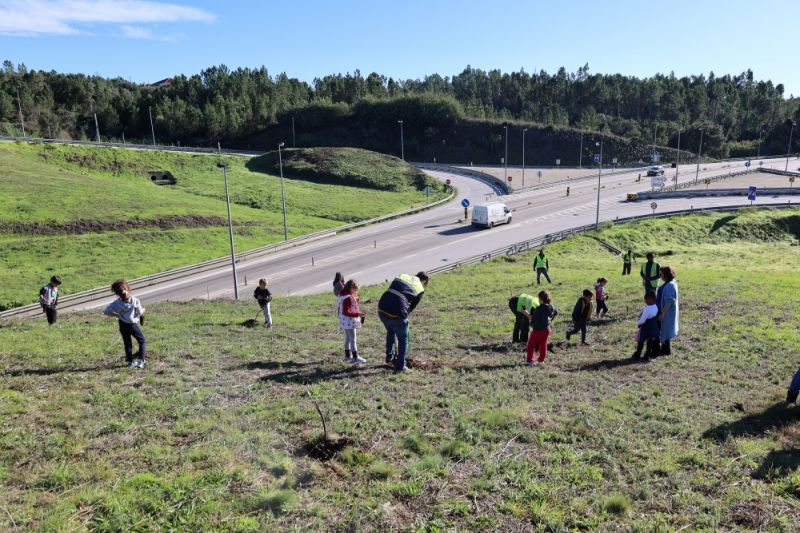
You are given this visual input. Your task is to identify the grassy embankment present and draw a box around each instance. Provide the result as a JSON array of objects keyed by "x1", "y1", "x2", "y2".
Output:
[
  {"x1": 1, "y1": 209, "x2": 799, "y2": 531},
  {"x1": 0, "y1": 143, "x2": 446, "y2": 309}
]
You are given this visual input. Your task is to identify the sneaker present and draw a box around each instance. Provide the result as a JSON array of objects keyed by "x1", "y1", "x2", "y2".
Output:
[
  {"x1": 566, "y1": 331, "x2": 572, "y2": 341},
  {"x1": 126, "y1": 360, "x2": 134, "y2": 368},
  {"x1": 343, "y1": 356, "x2": 353, "y2": 363},
  {"x1": 132, "y1": 360, "x2": 142, "y2": 368},
  {"x1": 385, "y1": 354, "x2": 395, "y2": 365},
  {"x1": 394, "y1": 366, "x2": 411, "y2": 373},
  {"x1": 581, "y1": 342, "x2": 590, "y2": 346},
  {"x1": 524, "y1": 361, "x2": 534, "y2": 366},
  {"x1": 352, "y1": 356, "x2": 367, "y2": 364}
]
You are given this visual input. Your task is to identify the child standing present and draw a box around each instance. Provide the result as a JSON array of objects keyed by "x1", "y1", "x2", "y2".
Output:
[
  {"x1": 39, "y1": 275, "x2": 62, "y2": 325},
  {"x1": 632, "y1": 291, "x2": 659, "y2": 360},
  {"x1": 103, "y1": 279, "x2": 147, "y2": 368},
  {"x1": 520, "y1": 290, "x2": 558, "y2": 365},
  {"x1": 566, "y1": 289, "x2": 593, "y2": 345},
  {"x1": 594, "y1": 277, "x2": 609, "y2": 318},
  {"x1": 253, "y1": 278, "x2": 273, "y2": 327},
  {"x1": 338, "y1": 279, "x2": 366, "y2": 363}
]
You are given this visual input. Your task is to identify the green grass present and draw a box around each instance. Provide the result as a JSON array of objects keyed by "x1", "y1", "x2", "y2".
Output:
[
  {"x1": 0, "y1": 142, "x2": 447, "y2": 309},
  {"x1": 1, "y1": 209, "x2": 799, "y2": 530}
]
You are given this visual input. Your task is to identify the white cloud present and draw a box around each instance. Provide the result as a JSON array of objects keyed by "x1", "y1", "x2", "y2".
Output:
[
  {"x1": 119, "y1": 24, "x2": 179, "y2": 41},
  {"x1": 0, "y1": 0, "x2": 215, "y2": 36}
]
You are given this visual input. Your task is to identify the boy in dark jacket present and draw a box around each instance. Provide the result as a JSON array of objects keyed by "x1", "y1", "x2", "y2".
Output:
[
  {"x1": 566, "y1": 289, "x2": 593, "y2": 345},
  {"x1": 632, "y1": 291, "x2": 659, "y2": 360}
]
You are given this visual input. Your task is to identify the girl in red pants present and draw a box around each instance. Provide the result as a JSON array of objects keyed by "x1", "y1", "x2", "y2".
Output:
[{"x1": 521, "y1": 290, "x2": 558, "y2": 366}]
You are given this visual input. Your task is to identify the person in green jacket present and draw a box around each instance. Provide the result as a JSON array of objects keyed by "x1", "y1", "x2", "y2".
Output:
[
  {"x1": 622, "y1": 249, "x2": 636, "y2": 276},
  {"x1": 508, "y1": 292, "x2": 537, "y2": 343},
  {"x1": 533, "y1": 249, "x2": 551, "y2": 284},
  {"x1": 640, "y1": 252, "x2": 660, "y2": 293}
]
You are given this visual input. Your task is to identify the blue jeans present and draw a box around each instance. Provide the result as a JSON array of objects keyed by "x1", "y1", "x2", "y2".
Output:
[
  {"x1": 119, "y1": 320, "x2": 146, "y2": 361},
  {"x1": 379, "y1": 315, "x2": 409, "y2": 371},
  {"x1": 790, "y1": 367, "x2": 800, "y2": 395}
]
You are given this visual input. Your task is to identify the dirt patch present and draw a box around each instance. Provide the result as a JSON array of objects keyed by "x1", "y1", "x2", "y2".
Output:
[
  {"x1": 241, "y1": 319, "x2": 259, "y2": 328},
  {"x1": 298, "y1": 435, "x2": 351, "y2": 461},
  {"x1": 0, "y1": 215, "x2": 231, "y2": 236},
  {"x1": 405, "y1": 358, "x2": 444, "y2": 372}
]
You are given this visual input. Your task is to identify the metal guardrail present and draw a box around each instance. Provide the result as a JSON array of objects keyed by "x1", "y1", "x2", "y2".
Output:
[
  {"x1": 761, "y1": 167, "x2": 800, "y2": 178},
  {"x1": 427, "y1": 203, "x2": 798, "y2": 275},
  {"x1": 0, "y1": 190, "x2": 455, "y2": 319},
  {"x1": 414, "y1": 163, "x2": 511, "y2": 195}
]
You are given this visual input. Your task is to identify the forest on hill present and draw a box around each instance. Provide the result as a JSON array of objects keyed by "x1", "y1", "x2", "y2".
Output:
[{"x1": 1, "y1": 60, "x2": 798, "y2": 163}]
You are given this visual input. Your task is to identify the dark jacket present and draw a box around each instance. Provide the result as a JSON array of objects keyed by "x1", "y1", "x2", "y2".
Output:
[
  {"x1": 639, "y1": 315, "x2": 659, "y2": 341},
  {"x1": 378, "y1": 277, "x2": 424, "y2": 319},
  {"x1": 571, "y1": 298, "x2": 592, "y2": 323},
  {"x1": 253, "y1": 287, "x2": 272, "y2": 304},
  {"x1": 530, "y1": 303, "x2": 558, "y2": 331}
]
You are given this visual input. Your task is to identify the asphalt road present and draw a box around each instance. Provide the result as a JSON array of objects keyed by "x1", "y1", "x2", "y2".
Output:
[{"x1": 77, "y1": 157, "x2": 797, "y2": 311}]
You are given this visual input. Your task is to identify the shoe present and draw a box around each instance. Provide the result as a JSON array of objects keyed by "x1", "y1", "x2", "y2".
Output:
[
  {"x1": 343, "y1": 356, "x2": 353, "y2": 363},
  {"x1": 524, "y1": 361, "x2": 534, "y2": 366},
  {"x1": 566, "y1": 331, "x2": 572, "y2": 341},
  {"x1": 394, "y1": 366, "x2": 411, "y2": 373},
  {"x1": 352, "y1": 356, "x2": 367, "y2": 364},
  {"x1": 126, "y1": 360, "x2": 134, "y2": 367},
  {"x1": 264, "y1": 322, "x2": 272, "y2": 327},
  {"x1": 385, "y1": 354, "x2": 395, "y2": 365},
  {"x1": 132, "y1": 359, "x2": 144, "y2": 369},
  {"x1": 788, "y1": 389, "x2": 799, "y2": 404},
  {"x1": 631, "y1": 352, "x2": 641, "y2": 360},
  {"x1": 581, "y1": 342, "x2": 590, "y2": 346}
]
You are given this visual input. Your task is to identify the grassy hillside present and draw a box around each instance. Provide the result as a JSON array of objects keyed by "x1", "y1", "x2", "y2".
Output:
[
  {"x1": 0, "y1": 142, "x2": 447, "y2": 309},
  {"x1": 1, "y1": 210, "x2": 798, "y2": 531}
]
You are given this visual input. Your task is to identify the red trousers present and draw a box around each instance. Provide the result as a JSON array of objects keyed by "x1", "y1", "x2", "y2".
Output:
[{"x1": 527, "y1": 328, "x2": 550, "y2": 363}]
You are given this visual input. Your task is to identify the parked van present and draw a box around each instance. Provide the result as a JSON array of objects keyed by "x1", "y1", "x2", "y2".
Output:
[{"x1": 471, "y1": 202, "x2": 512, "y2": 228}]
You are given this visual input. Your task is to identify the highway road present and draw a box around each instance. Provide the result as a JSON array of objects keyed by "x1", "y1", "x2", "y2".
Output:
[{"x1": 74, "y1": 157, "x2": 796, "y2": 312}]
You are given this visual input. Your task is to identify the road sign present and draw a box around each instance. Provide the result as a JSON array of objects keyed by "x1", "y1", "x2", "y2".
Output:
[
  {"x1": 747, "y1": 186, "x2": 757, "y2": 202},
  {"x1": 652, "y1": 154, "x2": 660, "y2": 163},
  {"x1": 593, "y1": 154, "x2": 600, "y2": 163},
  {"x1": 556, "y1": 159, "x2": 561, "y2": 166},
  {"x1": 612, "y1": 158, "x2": 618, "y2": 164},
  {"x1": 445, "y1": 179, "x2": 451, "y2": 186},
  {"x1": 650, "y1": 202, "x2": 657, "y2": 210},
  {"x1": 745, "y1": 160, "x2": 751, "y2": 168},
  {"x1": 461, "y1": 198, "x2": 470, "y2": 208},
  {"x1": 537, "y1": 171, "x2": 542, "y2": 178},
  {"x1": 651, "y1": 177, "x2": 666, "y2": 188},
  {"x1": 424, "y1": 185, "x2": 431, "y2": 197},
  {"x1": 790, "y1": 177, "x2": 796, "y2": 183},
  {"x1": 759, "y1": 161, "x2": 764, "y2": 166},
  {"x1": 507, "y1": 176, "x2": 512, "y2": 182}
]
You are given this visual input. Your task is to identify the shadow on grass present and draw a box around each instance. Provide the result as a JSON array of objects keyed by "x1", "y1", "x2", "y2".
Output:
[
  {"x1": 709, "y1": 214, "x2": 738, "y2": 234},
  {"x1": 575, "y1": 357, "x2": 648, "y2": 371},
  {"x1": 702, "y1": 402, "x2": 799, "y2": 440},
  {"x1": 231, "y1": 360, "x2": 316, "y2": 371},
  {"x1": 459, "y1": 342, "x2": 515, "y2": 354},
  {"x1": 753, "y1": 448, "x2": 800, "y2": 479},
  {"x1": 2, "y1": 364, "x2": 118, "y2": 377},
  {"x1": 257, "y1": 364, "x2": 388, "y2": 384}
]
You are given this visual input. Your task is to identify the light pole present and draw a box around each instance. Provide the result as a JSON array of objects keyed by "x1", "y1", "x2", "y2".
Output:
[
  {"x1": 579, "y1": 131, "x2": 584, "y2": 168},
  {"x1": 786, "y1": 122, "x2": 796, "y2": 172},
  {"x1": 94, "y1": 113, "x2": 101, "y2": 143},
  {"x1": 694, "y1": 128, "x2": 704, "y2": 183},
  {"x1": 397, "y1": 120, "x2": 404, "y2": 160},
  {"x1": 652, "y1": 124, "x2": 658, "y2": 163},
  {"x1": 595, "y1": 140, "x2": 603, "y2": 229},
  {"x1": 218, "y1": 162, "x2": 239, "y2": 300},
  {"x1": 278, "y1": 142, "x2": 289, "y2": 241},
  {"x1": 292, "y1": 116, "x2": 296, "y2": 148},
  {"x1": 674, "y1": 129, "x2": 681, "y2": 184},
  {"x1": 522, "y1": 128, "x2": 528, "y2": 187},
  {"x1": 757, "y1": 125, "x2": 765, "y2": 158},
  {"x1": 149, "y1": 106, "x2": 156, "y2": 146},
  {"x1": 16, "y1": 87, "x2": 25, "y2": 137},
  {"x1": 503, "y1": 125, "x2": 508, "y2": 183}
]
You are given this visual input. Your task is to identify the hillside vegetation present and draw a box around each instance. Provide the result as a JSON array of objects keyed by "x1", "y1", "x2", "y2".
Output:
[
  {"x1": 1, "y1": 209, "x2": 798, "y2": 531},
  {"x1": 0, "y1": 142, "x2": 446, "y2": 309}
]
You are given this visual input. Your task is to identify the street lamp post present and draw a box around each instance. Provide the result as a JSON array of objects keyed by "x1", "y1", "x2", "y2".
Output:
[
  {"x1": 522, "y1": 128, "x2": 528, "y2": 187},
  {"x1": 675, "y1": 129, "x2": 681, "y2": 184},
  {"x1": 149, "y1": 106, "x2": 156, "y2": 146},
  {"x1": 595, "y1": 140, "x2": 603, "y2": 229},
  {"x1": 757, "y1": 125, "x2": 765, "y2": 158},
  {"x1": 694, "y1": 128, "x2": 704, "y2": 183},
  {"x1": 579, "y1": 131, "x2": 584, "y2": 168},
  {"x1": 277, "y1": 142, "x2": 289, "y2": 240},
  {"x1": 218, "y1": 162, "x2": 239, "y2": 300},
  {"x1": 397, "y1": 120, "x2": 404, "y2": 160},
  {"x1": 94, "y1": 113, "x2": 101, "y2": 143},
  {"x1": 504, "y1": 125, "x2": 508, "y2": 184},
  {"x1": 786, "y1": 122, "x2": 796, "y2": 172},
  {"x1": 16, "y1": 88, "x2": 25, "y2": 137},
  {"x1": 292, "y1": 116, "x2": 296, "y2": 148}
]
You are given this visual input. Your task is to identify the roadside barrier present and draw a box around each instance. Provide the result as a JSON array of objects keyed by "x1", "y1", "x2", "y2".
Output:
[{"x1": 427, "y1": 203, "x2": 797, "y2": 276}]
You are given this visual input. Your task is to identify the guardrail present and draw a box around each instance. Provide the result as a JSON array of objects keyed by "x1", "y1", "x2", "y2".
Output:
[
  {"x1": 414, "y1": 163, "x2": 511, "y2": 195},
  {"x1": 637, "y1": 169, "x2": 754, "y2": 197},
  {"x1": 427, "y1": 203, "x2": 797, "y2": 275},
  {"x1": 636, "y1": 187, "x2": 800, "y2": 200},
  {"x1": 0, "y1": 189, "x2": 455, "y2": 320},
  {"x1": 760, "y1": 167, "x2": 800, "y2": 178}
]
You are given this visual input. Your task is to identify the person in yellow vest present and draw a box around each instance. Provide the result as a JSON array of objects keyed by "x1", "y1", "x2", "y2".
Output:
[
  {"x1": 533, "y1": 249, "x2": 551, "y2": 284},
  {"x1": 640, "y1": 252, "x2": 660, "y2": 293},
  {"x1": 508, "y1": 292, "x2": 537, "y2": 343},
  {"x1": 622, "y1": 249, "x2": 636, "y2": 276},
  {"x1": 378, "y1": 272, "x2": 429, "y2": 373}
]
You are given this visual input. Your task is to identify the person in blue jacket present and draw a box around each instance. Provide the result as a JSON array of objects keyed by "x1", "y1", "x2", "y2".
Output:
[
  {"x1": 378, "y1": 272, "x2": 429, "y2": 373},
  {"x1": 788, "y1": 367, "x2": 800, "y2": 404}
]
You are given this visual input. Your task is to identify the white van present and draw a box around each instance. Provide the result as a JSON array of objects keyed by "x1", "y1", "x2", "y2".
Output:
[{"x1": 471, "y1": 202, "x2": 512, "y2": 228}]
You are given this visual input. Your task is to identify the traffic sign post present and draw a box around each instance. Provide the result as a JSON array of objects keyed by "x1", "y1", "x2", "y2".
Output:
[
  {"x1": 507, "y1": 176, "x2": 512, "y2": 182},
  {"x1": 556, "y1": 159, "x2": 561, "y2": 166},
  {"x1": 461, "y1": 198, "x2": 470, "y2": 223},
  {"x1": 651, "y1": 176, "x2": 667, "y2": 189},
  {"x1": 445, "y1": 178, "x2": 451, "y2": 187},
  {"x1": 594, "y1": 154, "x2": 600, "y2": 163},
  {"x1": 790, "y1": 176, "x2": 795, "y2": 189},
  {"x1": 537, "y1": 170, "x2": 542, "y2": 182},
  {"x1": 704, "y1": 178, "x2": 711, "y2": 188},
  {"x1": 650, "y1": 201, "x2": 657, "y2": 217},
  {"x1": 747, "y1": 186, "x2": 757, "y2": 205},
  {"x1": 424, "y1": 185, "x2": 431, "y2": 198}
]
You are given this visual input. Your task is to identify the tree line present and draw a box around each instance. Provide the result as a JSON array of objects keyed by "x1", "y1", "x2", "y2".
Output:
[{"x1": 1, "y1": 60, "x2": 798, "y2": 162}]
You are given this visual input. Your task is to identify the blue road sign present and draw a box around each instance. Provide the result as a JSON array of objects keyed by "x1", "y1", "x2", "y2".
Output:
[
  {"x1": 594, "y1": 154, "x2": 601, "y2": 163},
  {"x1": 747, "y1": 186, "x2": 757, "y2": 201},
  {"x1": 745, "y1": 160, "x2": 751, "y2": 168},
  {"x1": 461, "y1": 198, "x2": 470, "y2": 208}
]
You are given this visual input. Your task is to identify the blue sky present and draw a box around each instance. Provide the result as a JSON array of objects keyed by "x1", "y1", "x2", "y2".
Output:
[{"x1": 2, "y1": 0, "x2": 798, "y2": 96}]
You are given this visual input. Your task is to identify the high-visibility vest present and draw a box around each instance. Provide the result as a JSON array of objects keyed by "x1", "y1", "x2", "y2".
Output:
[
  {"x1": 516, "y1": 293, "x2": 537, "y2": 312},
  {"x1": 397, "y1": 273, "x2": 425, "y2": 295},
  {"x1": 623, "y1": 252, "x2": 633, "y2": 264},
  {"x1": 534, "y1": 255, "x2": 547, "y2": 269},
  {"x1": 641, "y1": 262, "x2": 659, "y2": 287}
]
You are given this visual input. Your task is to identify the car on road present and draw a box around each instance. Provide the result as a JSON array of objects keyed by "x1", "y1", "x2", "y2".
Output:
[
  {"x1": 647, "y1": 165, "x2": 666, "y2": 176},
  {"x1": 471, "y1": 202, "x2": 512, "y2": 228}
]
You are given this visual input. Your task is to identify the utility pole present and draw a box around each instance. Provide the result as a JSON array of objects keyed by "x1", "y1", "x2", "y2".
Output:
[
  {"x1": 94, "y1": 113, "x2": 101, "y2": 142},
  {"x1": 675, "y1": 129, "x2": 681, "y2": 184},
  {"x1": 291, "y1": 116, "x2": 296, "y2": 148},
  {"x1": 786, "y1": 122, "x2": 796, "y2": 172},
  {"x1": 757, "y1": 125, "x2": 765, "y2": 158},
  {"x1": 522, "y1": 128, "x2": 528, "y2": 187},
  {"x1": 149, "y1": 106, "x2": 156, "y2": 146},
  {"x1": 652, "y1": 124, "x2": 658, "y2": 163},
  {"x1": 503, "y1": 125, "x2": 508, "y2": 183},
  {"x1": 218, "y1": 162, "x2": 239, "y2": 300},
  {"x1": 578, "y1": 131, "x2": 583, "y2": 168},
  {"x1": 16, "y1": 88, "x2": 26, "y2": 137},
  {"x1": 397, "y1": 120, "x2": 404, "y2": 160},
  {"x1": 278, "y1": 142, "x2": 289, "y2": 240},
  {"x1": 694, "y1": 128, "x2": 704, "y2": 183},
  {"x1": 595, "y1": 140, "x2": 603, "y2": 229}
]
